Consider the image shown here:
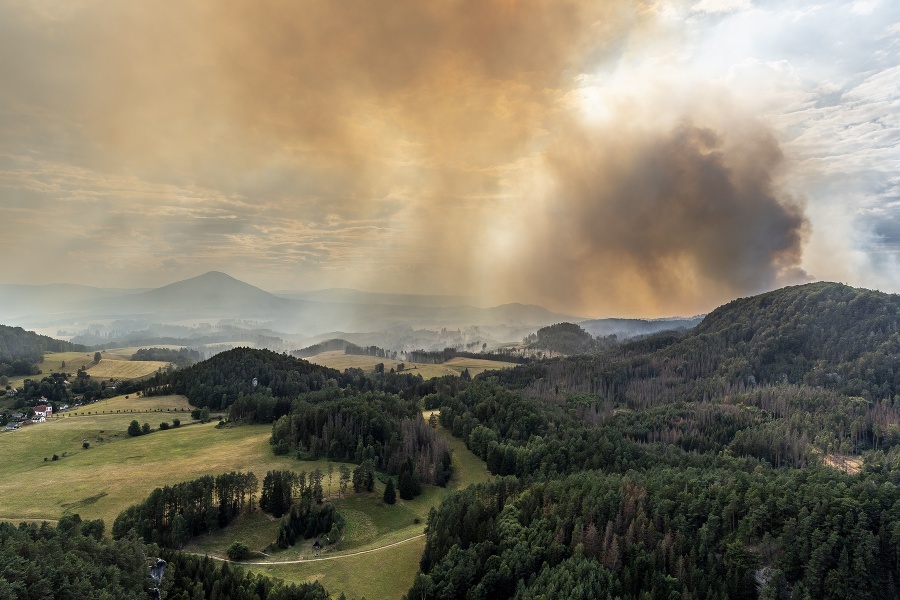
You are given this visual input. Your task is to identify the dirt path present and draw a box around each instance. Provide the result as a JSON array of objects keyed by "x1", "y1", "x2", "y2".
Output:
[{"x1": 196, "y1": 533, "x2": 426, "y2": 565}]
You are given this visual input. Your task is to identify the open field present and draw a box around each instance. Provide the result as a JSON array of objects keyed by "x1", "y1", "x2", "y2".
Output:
[
  {"x1": 5, "y1": 351, "x2": 98, "y2": 389},
  {"x1": 65, "y1": 393, "x2": 194, "y2": 415},
  {"x1": 0, "y1": 394, "x2": 491, "y2": 600},
  {"x1": 85, "y1": 358, "x2": 170, "y2": 379},
  {"x1": 0, "y1": 398, "x2": 339, "y2": 526},
  {"x1": 5, "y1": 350, "x2": 172, "y2": 390},
  {"x1": 305, "y1": 351, "x2": 516, "y2": 378}
]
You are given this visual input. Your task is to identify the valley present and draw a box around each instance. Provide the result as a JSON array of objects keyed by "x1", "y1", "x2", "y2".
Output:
[{"x1": 2, "y1": 280, "x2": 900, "y2": 599}]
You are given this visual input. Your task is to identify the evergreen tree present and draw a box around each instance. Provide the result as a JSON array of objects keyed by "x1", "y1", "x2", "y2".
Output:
[{"x1": 383, "y1": 478, "x2": 396, "y2": 505}]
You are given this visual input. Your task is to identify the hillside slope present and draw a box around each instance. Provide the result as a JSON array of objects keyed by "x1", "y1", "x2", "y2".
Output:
[
  {"x1": 674, "y1": 282, "x2": 900, "y2": 391},
  {"x1": 0, "y1": 324, "x2": 86, "y2": 374}
]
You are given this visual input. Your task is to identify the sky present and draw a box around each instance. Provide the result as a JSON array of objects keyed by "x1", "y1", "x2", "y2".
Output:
[{"x1": 1, "y1": 0, "x2": 899, "y2": 317}]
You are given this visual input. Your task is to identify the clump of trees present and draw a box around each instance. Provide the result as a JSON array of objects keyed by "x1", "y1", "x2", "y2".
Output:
[
  {"x1": 259, "y1": 470, "x2": 322, "y2": 518},
  {"x1": 126, "y1": 420, "x2": 151, "y2": 437},
  {"x1": 112, "y1": 471, "x2": 258, "y2": 548},
  {"x1": 132, "y1": 347, "x2": 200, "y2": 368},
  {"x1": 276, "y1": 503, "x2": 343, "y2": 550}
]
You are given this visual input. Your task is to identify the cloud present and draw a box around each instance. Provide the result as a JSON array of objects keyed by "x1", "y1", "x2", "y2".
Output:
[
  {"x1": 496, "y1": 116, "x2": 809, "y2": 316},
  {"x1": 2, "y1": 0, "x2": 898, "y2": 317}
]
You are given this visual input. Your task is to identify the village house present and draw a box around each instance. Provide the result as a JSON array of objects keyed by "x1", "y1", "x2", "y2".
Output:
[{"x1": 33, "y1": 404, "x2": 52, "y2": 419}]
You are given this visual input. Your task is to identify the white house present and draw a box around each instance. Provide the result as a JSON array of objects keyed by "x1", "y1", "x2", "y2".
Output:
[{"x1": 33, "y1": 404, "x2": 52, "y2": 419}]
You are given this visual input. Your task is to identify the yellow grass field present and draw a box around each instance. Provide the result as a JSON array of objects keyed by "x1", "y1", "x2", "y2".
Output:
[
  {"x1": 65, "y1": 393, "x2": 193, "y2": 415},
  {"x1": 305, "y1": 351, "x2": 516, "y2": 378},
  {"x1": 5, "y1": 350, "x2": 173, "y2": 390},
  {"x1": 85, "y1": 358, "x2": 170, "y2": 379},
  {"x1": 0, "y1": 402, "x2": 326, "y2": 525}
]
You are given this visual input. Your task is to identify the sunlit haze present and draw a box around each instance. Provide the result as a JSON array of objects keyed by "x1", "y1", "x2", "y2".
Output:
[{"x1": 2, "y1": 0, "x2": 899, "y2": 317}]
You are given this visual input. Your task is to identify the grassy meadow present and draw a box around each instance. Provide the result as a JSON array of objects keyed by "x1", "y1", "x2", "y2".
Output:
[
  {"x1": 0, "y1": 391, "x2": 491, "y2": 600},
  {"x1": 306, "y1": 350, "x2": 516, "y2": 378},
  {"x1": 84, "y1": 358, "x2": 170, "y2": 379},
  {"x1": 4, "y1": 348, "x2": 170, "y2": 390},
  {"x1": 0, "y1": 396, "x2": 306, "y2": 525}
]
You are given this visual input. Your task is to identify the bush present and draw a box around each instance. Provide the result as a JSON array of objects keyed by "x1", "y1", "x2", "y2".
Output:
[
  {"x1": 141, "y1": 423, "x2": 151, "y2": 435},
  {"x1": 82, "y1": 441, "x2": 90, "y2": 449},
  {"x1": 52, "y1": 454, "x2": 59, "y2": 461},
  {"x1": 227, "y1": 542, "x2": 252, "y2": 561},
  {"x1": 172, "y1": 419, "x2": 181, "y2": 428},
  {"x1": 127, "y1": 420, "x2": 141, "y2": 437},
  {"x1": 159, "y1": 422, "x2": 169, "y2": 430}
]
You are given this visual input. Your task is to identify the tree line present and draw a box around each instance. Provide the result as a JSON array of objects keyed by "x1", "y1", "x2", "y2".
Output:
[{"x1": 112, "y1": 471, "x2": 258, "y2": 548}]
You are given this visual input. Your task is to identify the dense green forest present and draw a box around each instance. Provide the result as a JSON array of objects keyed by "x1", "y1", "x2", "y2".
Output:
[
  {"x1": 0, "y1": 516, "x2": 332, "y2": 599},
  {"x1": 0, "y1": 324, "x2": 85, "y2": 376},
  {"x1": 409, "y1": 282, "x2": 900, "y2": 599},
  {"x1": 0, "y1": 516, "x2": 147, "y2": 599}
]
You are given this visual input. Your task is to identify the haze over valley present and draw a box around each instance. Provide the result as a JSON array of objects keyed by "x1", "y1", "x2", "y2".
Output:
[{"x1": 2, "y1": 2, "x2": 900, "y2": 599}]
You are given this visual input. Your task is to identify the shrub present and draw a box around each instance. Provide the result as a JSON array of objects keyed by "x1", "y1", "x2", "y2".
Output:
[
  {"x1": 141, "y1": 423, "x2": 151, "y2": 435},
  {"x1": 159, "y1": 422, "x2": 169, "y2": 430},
  {"x1": 52, "y1": 454, "x2": 59, "y2": 461},
  {"x1": 82, "y1": 441, "x2": 90, "y2": 449},
  {"x1": 227, "y1": 542, "x2": 252, "y2": 561},
  {"x1": 127, "y1": 420, "x2": 141, "y2": 437},
  {"x1": 172, "y1": 418, "x2": 181, "y2": 427}
]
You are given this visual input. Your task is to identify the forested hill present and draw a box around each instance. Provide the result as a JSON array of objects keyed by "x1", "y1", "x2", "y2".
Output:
[
  {"x1": 488, "y1": 280, "x2": 900, "y2": 467},
  {"x1": 411, "y1": 282, "x2": 900, "y2": 599},
  {"x1": 669, "y1": 281, "x2": 900, "y2": 391},
  {"x1": 0, "y1": 324, "x2": 85, "y2": 375},
  {"x1": 166, "y1": 347, "x2": 344, "y2": 410}
]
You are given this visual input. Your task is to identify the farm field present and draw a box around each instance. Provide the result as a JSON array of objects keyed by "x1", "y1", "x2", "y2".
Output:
[
  {"x1": 85, "y1": 358, "x2": 170, "y2": 379},
  {"x1": 5, "y1": 349, "x2": 172, "y2": 390},
  {"x1": 65, "y1": 393, "x2": 193, "y2": 415},
  {"x1": 305, "y1": 350, "x2": 516, "y2": 378}
]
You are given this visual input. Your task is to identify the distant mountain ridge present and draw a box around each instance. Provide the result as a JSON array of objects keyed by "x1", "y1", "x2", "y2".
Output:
[
  {"x1": 90, "y1": 271, "x2": 294, "y2": 315},
  {"x1": 0, "y1": 272, "x2": 582, "y2": 338},
  {"x1": 580, "y1": 316, "x2": 704, "y2": 338}
]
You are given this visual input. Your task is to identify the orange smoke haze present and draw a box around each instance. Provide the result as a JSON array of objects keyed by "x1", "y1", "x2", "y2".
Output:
[{"x1": 0, "y1": 0, "x2": 814, "y2": 316}]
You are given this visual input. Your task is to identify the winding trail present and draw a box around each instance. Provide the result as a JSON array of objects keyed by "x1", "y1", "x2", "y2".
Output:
[{"x1": 196, "y1": 533, "x2": 426, "y2": 565}]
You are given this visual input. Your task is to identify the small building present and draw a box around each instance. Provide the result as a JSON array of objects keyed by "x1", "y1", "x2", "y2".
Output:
[
  {"x1": 312, "y1": 539, "x2": 322, "y2": 556},
  {"x1": 33, "y1": 405, "x2": 52, "y2": 418}
]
